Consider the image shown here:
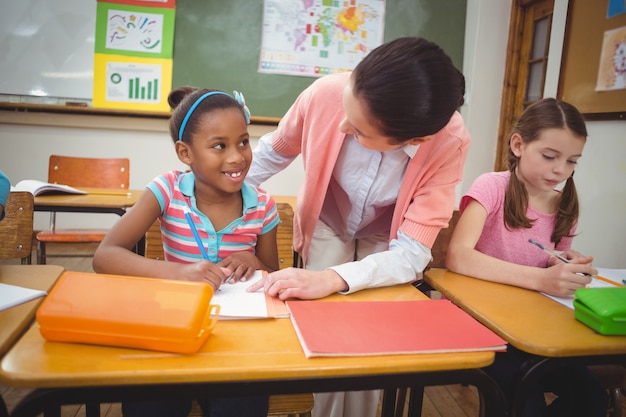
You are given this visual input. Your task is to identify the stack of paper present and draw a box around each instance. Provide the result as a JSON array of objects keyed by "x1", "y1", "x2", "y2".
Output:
[{"x1": 286, "y1": 299, "x2": 507, "y2": 357}]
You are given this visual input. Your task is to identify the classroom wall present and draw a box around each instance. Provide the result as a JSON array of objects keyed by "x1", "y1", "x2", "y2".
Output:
[{"x1": 1, "y1": 0, "x2": 624, "y2": 267}]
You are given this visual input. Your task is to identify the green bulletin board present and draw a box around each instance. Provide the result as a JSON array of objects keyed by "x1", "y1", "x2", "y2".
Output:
[
  {"x1": 172, "y1": 0, "x2": 466, "y2": 119},
  {"x1": 0, "y1": 0, "x2": 466, "y2": 119}
]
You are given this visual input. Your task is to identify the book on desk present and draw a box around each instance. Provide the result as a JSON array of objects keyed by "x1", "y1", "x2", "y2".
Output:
[
  {"x1": 11, "y1": 180, "x2": 132, "y2": 197},
  {"x1": 286, "y1": 299, "x2": 507, "y2": 358},
  {"x1": 12, "y1": 179, "x2": 87, "y2": 196}
]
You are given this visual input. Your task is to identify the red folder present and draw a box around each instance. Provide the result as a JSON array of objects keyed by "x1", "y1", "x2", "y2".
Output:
[{"x1": 286, "y1": 299, "x2": 507, "y2": 357}]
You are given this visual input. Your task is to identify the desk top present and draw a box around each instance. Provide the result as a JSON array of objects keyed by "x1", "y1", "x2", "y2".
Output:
[
  {"x1": 34, "y1": 188, "x2": 142, "y2": 209},
  {"x1": 425, "y1": 269, "x2": 626, "y2": 357},
  {"x1": 0, "y1": 265, "x2": 64, "y2": 356},
  {"x1": 0, "y1": 283, "x2": 495, "y2": 389}
]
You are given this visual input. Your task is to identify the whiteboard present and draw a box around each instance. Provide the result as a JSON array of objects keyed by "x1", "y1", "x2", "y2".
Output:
[{"x1": 0, "y1": 0, "x2": 95, "y2": 101}]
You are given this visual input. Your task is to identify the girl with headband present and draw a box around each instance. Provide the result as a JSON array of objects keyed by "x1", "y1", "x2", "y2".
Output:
[{"x1": 94, "y1": 86, "x2": 278, "y2": 417}]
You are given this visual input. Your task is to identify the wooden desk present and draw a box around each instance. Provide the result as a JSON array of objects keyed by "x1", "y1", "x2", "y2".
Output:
[
  {"x1": 34, "y1": 189, "x2": 144, "y2": 255},
  {"x1": 34, "y1": 189, "x2": 141, "y2": 216},
  {"x1": 0, "y1": 265, "x2": 64, "y2": 417},
  {"x1": 0, "y1": 284, "x2": 506, "y2": 417},
  {"x1": 0, "y1": 265, "x2": 64, "y2": 356},
  {"x1": 424, "y1": 268, "x2": 626, "y2": 416}
]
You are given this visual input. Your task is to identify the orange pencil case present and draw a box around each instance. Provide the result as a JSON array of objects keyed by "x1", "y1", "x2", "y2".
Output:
[{"x1": 37, "y1": 271, "x2": 220, "y2": 354}]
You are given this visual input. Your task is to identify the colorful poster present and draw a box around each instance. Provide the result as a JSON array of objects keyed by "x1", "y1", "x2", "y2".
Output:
[
  {"x1": 259, "y1": 0, "x2": 385, "y2": 77},
  {"x1": 595, "y1": 26, "x2": 626, "y2": 92},
  {"x1": 93, "y1": 54, "x2": 172, "y2": 111},
  {"x1": 95, "y1": 2, "x2": 175, "y2": 59},
  {"x1": 93, "y1": 0, "x2": 175, "y2": 111}
]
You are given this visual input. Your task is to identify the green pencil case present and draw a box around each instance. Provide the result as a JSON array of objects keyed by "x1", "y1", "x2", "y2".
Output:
[{"x1": 573, "y1": 287, "x2": 626, "y2": 335}]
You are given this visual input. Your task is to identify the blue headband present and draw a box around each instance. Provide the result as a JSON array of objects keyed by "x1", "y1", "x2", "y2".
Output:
[{"x1": 178, "y1": 90, "x2": 250, "y2": 142}]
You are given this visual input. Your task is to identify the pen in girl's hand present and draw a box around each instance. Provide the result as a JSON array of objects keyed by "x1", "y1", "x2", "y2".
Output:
[
  {"x1": 529, "y1": 238, "x2": 625, "y2": 287},
  {"x1": 528, "y1": 238, "x2": 569, "y2": 263}
]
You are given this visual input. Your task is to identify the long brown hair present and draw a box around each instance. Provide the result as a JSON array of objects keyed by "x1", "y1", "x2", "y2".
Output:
[{"x1": 504, "y1": 98, "x2": 587, "y2": 245}]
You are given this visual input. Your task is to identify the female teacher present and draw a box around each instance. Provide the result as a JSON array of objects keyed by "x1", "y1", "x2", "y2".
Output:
[{"x1": 247, "y1": 37, "x2": 470, "y2": 417}]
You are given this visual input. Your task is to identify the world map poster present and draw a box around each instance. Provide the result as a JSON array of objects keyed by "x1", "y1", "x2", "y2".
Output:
[{"x1": 259, "y1": 0, "x2": 385, "y2": 77}]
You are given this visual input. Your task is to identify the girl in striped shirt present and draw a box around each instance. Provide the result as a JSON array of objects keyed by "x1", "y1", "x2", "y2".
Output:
[{"x1": 93, "y1": 87, "x2": 279, "y2": 416}]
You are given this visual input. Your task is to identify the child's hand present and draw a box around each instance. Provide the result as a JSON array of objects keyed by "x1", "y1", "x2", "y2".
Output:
[
  {"x1": 218, "y1": 252, "x2": 263, "y2": 283},
  {"x1": 179, "y1": 261, "x2": 229, "y2": 291},
  {"x1": 559, "y1": 249, "x2": 595, "y2": 267},
  {"x1": 541, "y1": 262, "x2": 595, "y2": 297}
]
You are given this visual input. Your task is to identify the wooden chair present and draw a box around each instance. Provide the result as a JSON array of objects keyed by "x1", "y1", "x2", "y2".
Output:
[
  {"x1": 143, "y1": 202, "x2": 313, "y2": 417},
  {"x1": 0, "y1": 191, "x2": 34, "y2": 264},
  {"x1": 276, "y1": 202, "x2": 296, "y2": 269},
  {"x1": 427, "y1": 210, "x2": 461, "y2": 270},
  {"x1": 35, "y1": 155, "x2": 130, "y2": 264}
]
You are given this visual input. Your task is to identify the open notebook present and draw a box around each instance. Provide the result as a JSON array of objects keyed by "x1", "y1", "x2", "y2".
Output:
[
  {"x1": 213, "y1": 270, "x2": 289, "y2": 319},
  {"x1": 11, "y1": 179, "x2": 86, "y2": 196}
]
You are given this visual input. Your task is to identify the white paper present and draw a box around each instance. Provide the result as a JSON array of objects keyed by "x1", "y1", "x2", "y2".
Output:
[
  {"x1": 212, "y1": 270, "x2": 268, "y2": 319},
  {"x1": 0, "y1": 283, "x2": 47, "y2": 311},
  {"x1": 542, "y1": 267, "x2": 625, "y2": 310}
]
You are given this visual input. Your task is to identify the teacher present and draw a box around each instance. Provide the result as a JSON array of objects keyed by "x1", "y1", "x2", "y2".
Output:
[{"x1": 247, "y1": 37, "x2": 470, "y2": 417}]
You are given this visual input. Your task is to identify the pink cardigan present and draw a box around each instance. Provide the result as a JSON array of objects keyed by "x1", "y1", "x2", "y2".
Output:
[{"x1": 270, "y1": 72, "x2": 471, "y2": 259}]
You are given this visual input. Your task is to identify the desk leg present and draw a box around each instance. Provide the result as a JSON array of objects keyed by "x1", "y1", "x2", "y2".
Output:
[
  {"x1": 85, "y1": 402, "x2": 101, "y2": 417},
  {"x1": 0, "y1": 395, "x2": 8, "y2": 417},
  {"x1": 512, "y1": 354, "x2": 626, "y2": 417},
  {"x1": 406, "y1": 386, "x2": 424, "y2": 417},
  {"x1": 463, "y1": 369, "x2": 508, "y2": 417},
  {"x1": 380, "y1": 388, "x2": 398, "y2": 417},
  {"x1": 134, "y1": 235, "x2": 146, "y2": 257}
]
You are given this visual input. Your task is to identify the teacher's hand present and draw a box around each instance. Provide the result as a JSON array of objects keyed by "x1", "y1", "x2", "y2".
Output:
[{"x1": 247, "y1": 267, "x2": 349, "y2": 300}]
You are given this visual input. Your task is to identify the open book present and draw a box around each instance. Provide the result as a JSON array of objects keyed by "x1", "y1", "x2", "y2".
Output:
[
  {"x1": 12, "y1": 179, "x2": 86, "y2": 196},
  {"x1": 212, "y1": 270, "x2": 289, "y2": 319},
  {"x1": 286, "y1": 299, "x2": 507, "y2": 357}
]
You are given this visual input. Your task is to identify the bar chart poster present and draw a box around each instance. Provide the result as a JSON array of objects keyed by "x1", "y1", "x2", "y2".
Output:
[
  {"x1": 93, "y1": 54, "x2": 172, "y2": 111},
  {"x1": 93, "y1": 0, "x2": 175, "y2": 111}
]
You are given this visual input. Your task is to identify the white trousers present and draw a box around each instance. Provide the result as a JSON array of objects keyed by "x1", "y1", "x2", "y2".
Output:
[{"x1": 307, "y1": 221, "x2": 387, "y2": 417}]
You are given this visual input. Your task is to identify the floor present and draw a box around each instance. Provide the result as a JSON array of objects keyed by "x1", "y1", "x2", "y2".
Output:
[{"x1": 1, "y1": 243, "x2": 624, "y2": 417}]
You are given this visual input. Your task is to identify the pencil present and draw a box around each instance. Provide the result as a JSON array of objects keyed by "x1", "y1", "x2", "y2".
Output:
[
  {"x1": 183, "y1": 206, "x2": 209, "y2": 260},
  {"x1": 529, "y1": 238, "x2": 624, "y2": 287},
  {"x1": 595, "y1": 275, "x2": 625, "y2": 287}
]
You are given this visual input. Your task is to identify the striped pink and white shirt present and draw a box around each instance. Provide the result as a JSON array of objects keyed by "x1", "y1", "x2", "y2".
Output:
[{"x1": 147, "y1": 170, "x2": 279, "y2": 264}]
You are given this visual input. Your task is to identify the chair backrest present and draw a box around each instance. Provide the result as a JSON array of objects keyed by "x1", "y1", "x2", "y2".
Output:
[
  {"x1": 276, "y1": 202, "x2": 294, "y2": 269},
  {"x1": 0, "y1": 191, "x2": 34, "y2": 263},
  {"x1": 144, "y1": 202, "x2": 296, "y2": 269},
  {"x1": 427, "y1": 210, "x2": 460, "y2": 269},
  {"x1": 48, "y1": 155, "x2": 130, "y2": 189},
  {"x1": 145, "y1": 219, "x2": 164, "y2": 260}
]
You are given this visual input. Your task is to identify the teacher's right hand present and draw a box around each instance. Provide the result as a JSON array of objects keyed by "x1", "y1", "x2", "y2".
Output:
[{"x1": 247, "y1": 267, "x2": 349, "y2": 300}]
